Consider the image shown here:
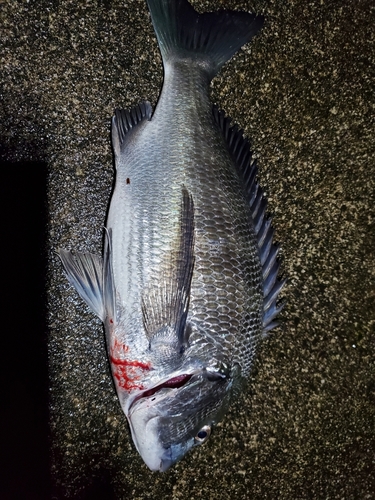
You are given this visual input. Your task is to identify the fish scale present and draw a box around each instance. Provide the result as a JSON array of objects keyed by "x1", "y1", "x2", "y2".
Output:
[
  {"x1": 110, "y1": 65, "x2": 264, "y2": 367},
  {"x1": 59, "y1": 0, "x2": 284, "y2": 472}
]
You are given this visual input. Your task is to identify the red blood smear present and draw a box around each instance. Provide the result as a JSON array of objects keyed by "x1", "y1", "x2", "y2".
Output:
[
  {"x1": 110, "y1": 338, "x2": 151, "y2": 392},
  {"x1": 110, "y1": 356, "x2": 151, "y2": 371},
  {"x1": 110, "y1": 355, "x2": 151, "y2": 392}
]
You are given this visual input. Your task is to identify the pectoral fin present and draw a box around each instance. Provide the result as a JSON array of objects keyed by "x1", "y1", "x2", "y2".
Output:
[{"x1": 142, "y1": 187, "x2": 195, "y2": 354}]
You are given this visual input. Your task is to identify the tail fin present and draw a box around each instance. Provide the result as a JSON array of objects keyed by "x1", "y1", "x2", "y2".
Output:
[{"x1": 147, "y1": 0, "x2": 264, "y2": 79}]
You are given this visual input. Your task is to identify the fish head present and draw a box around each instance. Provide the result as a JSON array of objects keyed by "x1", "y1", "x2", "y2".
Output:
[{"x1": 125, "y1": 364, "x2": 238, "y2": 471}]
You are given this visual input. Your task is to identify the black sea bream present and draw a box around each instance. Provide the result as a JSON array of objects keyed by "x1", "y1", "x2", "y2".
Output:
[{"x1": 59, "y1": 0, "x2": 285, "y2": 472}]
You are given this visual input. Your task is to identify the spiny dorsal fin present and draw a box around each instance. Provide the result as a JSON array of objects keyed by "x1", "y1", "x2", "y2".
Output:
[
  {"x1": 142, "y1": 187, "x2": 195, "y2": 355},
  {"x1": 213, "y1": 106, "x2": 286, "y2": 334},
  {"x1": 112, "y1": 101, "x2": 152, "y2": 154}
]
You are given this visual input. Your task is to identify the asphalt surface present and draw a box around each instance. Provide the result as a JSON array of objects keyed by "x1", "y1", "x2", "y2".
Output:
[{"x1": 1, "y1": 0, "x2": 374, "y2": 498}]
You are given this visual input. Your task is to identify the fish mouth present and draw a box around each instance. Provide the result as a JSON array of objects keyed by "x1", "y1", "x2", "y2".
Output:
[
  {"x1": 126, "y1": 364, "x2": 229, "y2": 416},
  {"x1": 128, "y1": 372, "x2": 194, "y2": 414}
]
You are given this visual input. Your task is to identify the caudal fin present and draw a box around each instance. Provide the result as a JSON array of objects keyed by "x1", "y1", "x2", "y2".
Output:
[{"x1": 147, "y1": 0, "x2": 264, "y2": 79}]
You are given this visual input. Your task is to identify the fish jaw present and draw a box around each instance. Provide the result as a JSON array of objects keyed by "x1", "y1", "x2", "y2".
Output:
[
  {"x1": 126, "y1": 404, "x2": 185, "y2": 472},
  {"x1": 124, "y1": 367, "x2": 235, "y2": 471}
]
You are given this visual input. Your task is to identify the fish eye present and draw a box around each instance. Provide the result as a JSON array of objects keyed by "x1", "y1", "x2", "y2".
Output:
[{"x1": 194, "y1": 425, "x2": 211, "y2": 444}]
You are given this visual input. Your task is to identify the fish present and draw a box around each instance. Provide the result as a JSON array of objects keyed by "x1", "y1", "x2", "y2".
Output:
[{"x1": 59, "y1": 0, "x2": 285, "y2": 472}]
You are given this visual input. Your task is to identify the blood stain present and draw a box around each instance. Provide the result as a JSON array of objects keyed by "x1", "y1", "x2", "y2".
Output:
[{"x1": 110, "y1": 339, "x2": 151, "y2": 392}]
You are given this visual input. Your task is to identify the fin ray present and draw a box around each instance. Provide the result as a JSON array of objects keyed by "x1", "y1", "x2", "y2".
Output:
[
  {"x1": 112, "y1": 101, "x2": 152, "y2": 156},
  {"x1": 147, "y1": 0, "x2": 264, "y2": 79},
  {"x1": 142, "y1": 187, "x2": 195, "y2": 354},
  {"x1": 213, "y1": 106, "x2": 285, "y2": 334},
  {"x1": 103, "y1": 228, "x2": 116, "y2": 324},
  {"x1": 58, "y1": 249, "x2": 105, "y2": 321}
]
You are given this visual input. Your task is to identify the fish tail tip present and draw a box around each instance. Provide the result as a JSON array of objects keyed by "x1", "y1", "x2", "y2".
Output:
[{"x1": 147, "y1": 0, "x2": 264, "y2": 78}]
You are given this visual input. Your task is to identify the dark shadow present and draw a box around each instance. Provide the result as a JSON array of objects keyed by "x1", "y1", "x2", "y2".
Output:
[
  {"x1": 76, "y1": 474, "x2": 117, "y2": 500},
  {"x1": 0, "y1": 145, "x2": 50, "y2": 499},
  {"x1": 50, "y1": 468, "x2": 117, "y2": 500}
]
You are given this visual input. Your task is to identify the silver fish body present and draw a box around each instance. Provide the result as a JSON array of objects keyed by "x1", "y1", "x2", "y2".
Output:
[{"x1": 59, "y1": 0, "x2": 284, "y2": 472}]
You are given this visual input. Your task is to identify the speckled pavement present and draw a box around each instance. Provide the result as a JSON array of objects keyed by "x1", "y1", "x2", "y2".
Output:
[{"x1": 2, "y1": 0, "x2": 374, "y2": 498}]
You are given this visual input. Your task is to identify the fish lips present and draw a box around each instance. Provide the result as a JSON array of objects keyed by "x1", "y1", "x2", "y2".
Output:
[{"x1": 126, "y1": 368, "x2": 232, "y2": 471}]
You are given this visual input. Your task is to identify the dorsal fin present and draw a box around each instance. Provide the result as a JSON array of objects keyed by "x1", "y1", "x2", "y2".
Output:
[
  {"x1": 213, "y1": 106, "x2": 286, "y2": 334},
  {"x1": 112, "y1": 101, "x2": 152, "y2": 154}
]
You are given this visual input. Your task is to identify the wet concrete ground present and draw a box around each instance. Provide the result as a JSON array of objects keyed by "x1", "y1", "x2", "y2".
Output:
[{"x1": 1, "y1": 0, "x2": 374, "y2": 498}]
